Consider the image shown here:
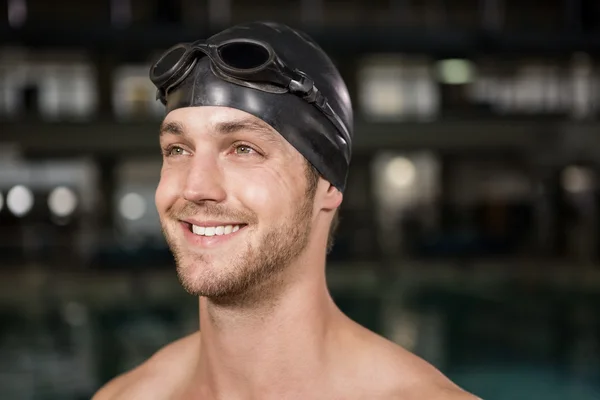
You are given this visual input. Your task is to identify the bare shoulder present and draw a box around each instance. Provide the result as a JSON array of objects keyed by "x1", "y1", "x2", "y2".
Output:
[
  {"x1": 399, "y1": 385, "x2": 482, "y2": 400},
  {"x1": 92, "y1": 331, "x2": 201, "y2": 400},
  {"x1": 375, "y1": 347, "x2": 480, "y2": 400},
  {"x1": 380, "y1": 350, "x2": 480, "y2": 400},
  {"x1": 344, "y1": 322, "x2": 480, "y2": 400}
]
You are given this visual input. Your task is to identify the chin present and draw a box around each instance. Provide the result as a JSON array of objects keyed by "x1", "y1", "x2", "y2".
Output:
[
  {"x1": 165, "y1": 208, "x2": 313, "y2": 300},
  {"x1": 173, "y1": 252, "x2": 247, "y2": 298},
  {"x1": 175, "y1": 255, "x2": 223, "y2": 295}
]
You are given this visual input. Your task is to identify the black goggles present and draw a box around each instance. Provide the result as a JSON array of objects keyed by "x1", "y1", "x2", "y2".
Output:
[{"x1": 149, "y1": 39, "x2": 349, "y2": 147}]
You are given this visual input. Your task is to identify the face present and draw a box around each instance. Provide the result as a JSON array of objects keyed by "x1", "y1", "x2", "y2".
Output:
[{"x1": 156, "y1": 106, "x2": 318, "y2": 300}]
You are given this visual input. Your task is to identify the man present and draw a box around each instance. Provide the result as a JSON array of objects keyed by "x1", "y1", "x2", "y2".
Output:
[{"x1": 94, "y1": 22, "x2": 480, "y2": 399}]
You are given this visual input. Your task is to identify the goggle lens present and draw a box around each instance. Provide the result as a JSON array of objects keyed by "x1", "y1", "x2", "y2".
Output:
[{"x1": 218, "y1": 42, "x2": 271, "y2": 70}]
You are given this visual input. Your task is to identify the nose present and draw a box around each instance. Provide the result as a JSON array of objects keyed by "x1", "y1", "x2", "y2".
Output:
[{"x1": 182, "y1": 153, "x2": 227, "y2": 204}]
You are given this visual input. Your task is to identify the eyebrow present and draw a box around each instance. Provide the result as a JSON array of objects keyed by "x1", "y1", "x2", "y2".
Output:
[
  {"x1": 159, "y1": 121, "x2": 186, "y2": 137},
  {"x1": 160, "y1": 117, "x2": 280, "y2": 144},
  {"x1": 213, "y1": 119, "x2": 280, "y2": 144}
]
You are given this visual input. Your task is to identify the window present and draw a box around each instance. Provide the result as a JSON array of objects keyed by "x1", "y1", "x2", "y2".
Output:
[
  {"x1": 0, "y1": 50, "x2": 97, "y2": 120},
  {"x1": 358, "y1": 55, "x2": 439, "y2": 121},
  {"x1": 113, "y1": 65, "x2": 164, "y2": 120}
]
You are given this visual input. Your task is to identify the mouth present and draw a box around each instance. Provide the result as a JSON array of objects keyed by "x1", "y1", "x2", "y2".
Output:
[
  {"x1": 179, "y1": 220, "x2": 248, "y2": 248},
  {"x1": 184, "y1": 222, "x2": 246, "y2": 237}
]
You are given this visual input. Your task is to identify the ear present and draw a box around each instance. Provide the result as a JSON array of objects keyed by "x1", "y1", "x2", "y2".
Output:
[{"x1": 318, "y1": 180, "x2": 343, "y2": 212}]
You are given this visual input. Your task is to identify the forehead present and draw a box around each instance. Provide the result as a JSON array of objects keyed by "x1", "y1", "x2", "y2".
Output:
[{"x1": 161, "y1": 106, "x2": 281, "y2": 143}]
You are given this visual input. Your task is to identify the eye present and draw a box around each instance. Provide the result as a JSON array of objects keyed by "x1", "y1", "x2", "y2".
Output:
[
  {"x1": 234, "y1": 144, "x2": 257, "y2": 155},
  {"x1": 164, "y1": 146, "x2": 191, "y2": 157}
]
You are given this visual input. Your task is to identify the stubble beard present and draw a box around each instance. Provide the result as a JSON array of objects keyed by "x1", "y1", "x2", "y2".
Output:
[{"x1": 161, "y1": 194, "x2": 315, "y2": 306}]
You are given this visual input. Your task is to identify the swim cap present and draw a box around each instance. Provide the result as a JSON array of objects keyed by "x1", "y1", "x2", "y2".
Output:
[{"x1": 150, "y1": 21, "x2": 353, "y2": 191}]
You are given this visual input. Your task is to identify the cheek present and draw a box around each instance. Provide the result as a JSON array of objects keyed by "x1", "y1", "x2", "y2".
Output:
[
  {"x1": 229, "y1": 164, "x2": 299, "y2": 218},
  {"x1": 155, "y1": 168, "x2": 180, "y2": 213}
]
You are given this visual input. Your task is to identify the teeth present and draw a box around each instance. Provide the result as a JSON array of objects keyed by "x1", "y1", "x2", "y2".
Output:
[{"x1": 191, "y1": 224, "x2": 242, "y2": 237}]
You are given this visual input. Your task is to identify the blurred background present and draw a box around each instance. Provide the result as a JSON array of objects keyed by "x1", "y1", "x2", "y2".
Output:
[{"x1": 1, "y1": 0, "x2": 600, "y2": 399}]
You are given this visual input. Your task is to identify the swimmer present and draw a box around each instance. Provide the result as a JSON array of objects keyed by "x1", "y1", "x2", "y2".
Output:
[{"x1": 94, "y1": 21, "x2": 480, "y2": 400}]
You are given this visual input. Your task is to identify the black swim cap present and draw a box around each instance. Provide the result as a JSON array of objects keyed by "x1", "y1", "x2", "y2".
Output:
[{"x1": 151, "y1": 21, "x2": 353, "y2": 192}]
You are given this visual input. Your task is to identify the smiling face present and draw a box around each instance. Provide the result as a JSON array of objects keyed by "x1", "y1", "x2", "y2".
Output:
[{"x1": 156, "y1": 106, "x2": 321, "y2": 301}]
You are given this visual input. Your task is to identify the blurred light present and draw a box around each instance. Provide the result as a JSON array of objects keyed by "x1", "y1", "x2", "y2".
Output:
[
  {"x1": 113, "y1": 65, "x2": 163, "y2": 120},
  {"x1": 119, "y1": 192, "x2": 146, "y2": 221},
  {"x1": 385, "y1": 156, "x2": 416, "y2": 188},
  {"x1": 48, "y1": 186, "x2": 78, "y2": 217},
  {"x1": 7, "y1": 185, "x2": 34, "y2": 217},
  {"x1": 8, "y1": 0, "x2": 27, "y2": 28},
  {"x1": 110, "y1": 0, "x2": 131, "y2": 26},
  {"x1": 63, "y1": 302, "x2": 87, "y2": 327},
  {"x1": 436, "y1": 59, "x2": 475, "y2": 85},
  {"x1": 360, "y1": 65, "x2": 404, "y2": 117},
  {"x1": 208, "y1": 0, "x2": 232, "y2": 29},
  {"x1": 562, "y1": 166, "x2": 594, "y2": 194},
  {"x1": 571, "y1": 52, "x2": 593, "y2": 120},
  {"x1": 358, "y1": 55, "x2": 439, "y2": 121}
]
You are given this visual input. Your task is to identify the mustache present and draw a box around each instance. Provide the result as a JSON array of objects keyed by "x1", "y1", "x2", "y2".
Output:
[{"x1": 167, "y1": 201, "x2": 257, "y2": 224}]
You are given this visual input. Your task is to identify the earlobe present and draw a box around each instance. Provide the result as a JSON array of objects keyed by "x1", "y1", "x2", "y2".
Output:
[{"x1": 321, "y1": 182, "x2": 343, "y2": 211}]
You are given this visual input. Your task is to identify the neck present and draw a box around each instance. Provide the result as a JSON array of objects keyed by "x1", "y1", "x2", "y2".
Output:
[{"x1": 192, "y1": 254, "x2": 344, "y2": 399}]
